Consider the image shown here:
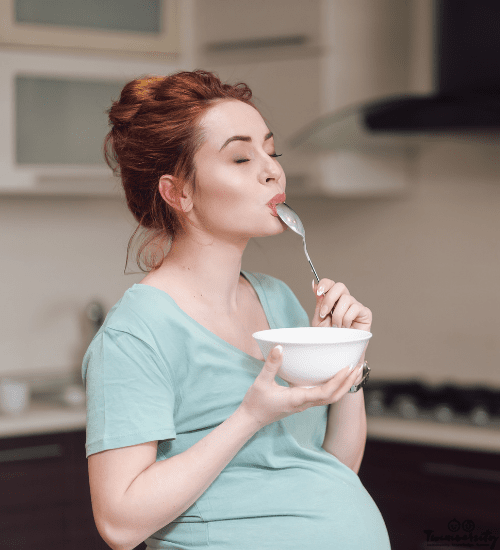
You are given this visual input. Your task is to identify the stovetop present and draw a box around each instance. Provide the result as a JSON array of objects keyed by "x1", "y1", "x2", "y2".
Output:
[{"x1": 364, "y1": 380, "x2": 500, "y2": 428}]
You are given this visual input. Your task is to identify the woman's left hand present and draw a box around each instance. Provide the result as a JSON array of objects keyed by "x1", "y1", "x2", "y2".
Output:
[{"x1": 312, "y1": 279, "x2": 372, "y2": 332}]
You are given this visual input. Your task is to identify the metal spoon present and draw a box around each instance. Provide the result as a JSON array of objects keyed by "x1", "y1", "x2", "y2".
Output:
[{"x1": 276, "y1": 202, "x2": 320, "y2": 284}]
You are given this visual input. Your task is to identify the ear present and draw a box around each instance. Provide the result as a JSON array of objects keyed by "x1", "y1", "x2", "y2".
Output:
[{"x1": 159, "y1": 175, "x2": 193, "y2": 213}]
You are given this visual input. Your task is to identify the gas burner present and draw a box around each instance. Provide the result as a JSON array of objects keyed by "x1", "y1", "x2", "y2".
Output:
[{"x1": 364, "y1": 380, "x2": 500, "y2": 427}]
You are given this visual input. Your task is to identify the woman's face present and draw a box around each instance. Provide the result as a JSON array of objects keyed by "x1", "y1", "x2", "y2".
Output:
[{"x1": 189, "y1": 99, "x2": 287, "y2": 241}]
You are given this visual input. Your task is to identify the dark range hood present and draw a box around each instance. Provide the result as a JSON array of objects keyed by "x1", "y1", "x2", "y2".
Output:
[{"x1": 291, "y1": 0, "x2": 500, "y2": 154}]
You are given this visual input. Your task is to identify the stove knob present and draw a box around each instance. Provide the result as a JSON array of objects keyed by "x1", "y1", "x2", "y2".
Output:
[
  {"x1": 434, "y1": 404, "x2": 454, "y2": 423},
  {"x1": 394, "y1": 395, "x2": 419, "y2": 419},
  {"x1": 469, "y1": 405, "x2": 490, "y2": 426}
]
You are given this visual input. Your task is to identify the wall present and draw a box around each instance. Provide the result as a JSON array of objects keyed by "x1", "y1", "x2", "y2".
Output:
[
  {"x1": 1, "y1": 140, "x2": 498, "y2": 388},
  {"x1": 0, "y1": 195, "x2": 144, "y2": 380}
]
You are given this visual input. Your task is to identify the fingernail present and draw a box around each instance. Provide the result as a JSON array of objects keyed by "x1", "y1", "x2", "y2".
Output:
[
  {"x1": 358, "y1": 363, "x2": 364, "y2": 372},
  {"x1": 348, "y1": 363, "x2": 355, "y2": 372},
  {"x1": 273, "y1": 345, "x2": 283, "y2": 358},
  {"x1": 316, "y1": 286, "x2": 324, "y2": 296},
  {"x1": 320, "y1": 307, "x2": 327, "y2": 318}
]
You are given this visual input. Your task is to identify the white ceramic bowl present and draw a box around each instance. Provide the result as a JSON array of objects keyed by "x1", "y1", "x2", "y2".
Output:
[{"x1": 252, "y1": 327, "x2": 372, "y2": 387}]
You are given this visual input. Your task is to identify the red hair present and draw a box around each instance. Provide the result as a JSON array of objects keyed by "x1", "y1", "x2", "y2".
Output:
[{"x1": 104, "y1": 69, "x2": 258, "y2": 272}]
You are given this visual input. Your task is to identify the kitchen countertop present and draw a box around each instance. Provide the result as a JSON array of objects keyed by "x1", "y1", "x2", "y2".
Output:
[
  {"x1": 0, "y1": 403, "x2": 499, "y2": 453},
  {"x1": 367, "y1": 415, "x2": 500, "y2": 453},
  {"x1": 0, "y1": 401, "x2": 86, "y2": 439}
]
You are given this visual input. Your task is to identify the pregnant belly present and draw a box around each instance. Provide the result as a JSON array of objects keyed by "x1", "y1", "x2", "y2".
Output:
[{"x1": 149, "y1": 469, "x2": 391, "y2": 550}]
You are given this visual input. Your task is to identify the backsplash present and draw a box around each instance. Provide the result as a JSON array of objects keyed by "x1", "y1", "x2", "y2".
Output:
[
  {"x1": 0, "y1": 196, "x2": 144, "y2": 380},
  {"x1": 0, "y1": 140, "x2": 498, "y2": 387}
]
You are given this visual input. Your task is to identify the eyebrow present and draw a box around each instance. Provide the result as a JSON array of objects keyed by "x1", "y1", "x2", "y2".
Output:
[{"x1": 219, "y1": 131, "x2": 273, "y2": 151}]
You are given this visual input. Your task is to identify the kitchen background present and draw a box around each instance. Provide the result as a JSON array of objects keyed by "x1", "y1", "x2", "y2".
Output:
[{"x1": 0, "y1": 1, "x2": 499, "y2": 549}]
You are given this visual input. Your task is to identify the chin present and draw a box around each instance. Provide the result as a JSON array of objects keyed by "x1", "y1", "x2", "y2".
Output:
[{"x1": 255, "y1": 214, "x2": 287, "y2": 237}]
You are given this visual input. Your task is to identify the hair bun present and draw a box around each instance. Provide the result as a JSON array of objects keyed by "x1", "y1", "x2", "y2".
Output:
[
  {"x1": 108, "y1": 75, "x2": 163, "y2": 129},
  {"x1": 133, "y1": 76, "x2": 164, "y2": 102}
]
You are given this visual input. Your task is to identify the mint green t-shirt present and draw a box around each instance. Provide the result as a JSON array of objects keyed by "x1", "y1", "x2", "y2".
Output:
[{"x1": 82, "y1": 271, "x2": 390, "y2": 550}]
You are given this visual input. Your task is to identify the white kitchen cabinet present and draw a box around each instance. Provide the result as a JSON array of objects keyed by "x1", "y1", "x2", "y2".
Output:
[
  {"x1": 16, "y1": 76, "x2": 127, "y2": 166},
  {"x1": 0, "y1": 49, "x2": 184, "y2": 196},
  {"x1": 0, "y1": 0, "x2": 180, "y2": 58},
  {"x1": 196, "y1": 0, "x2": 322, "y2": 63}
]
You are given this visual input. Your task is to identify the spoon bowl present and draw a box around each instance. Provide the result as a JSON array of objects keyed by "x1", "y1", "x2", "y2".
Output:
[{"x1": 275, "y1": 202, "x2": 305, "y2": 237}]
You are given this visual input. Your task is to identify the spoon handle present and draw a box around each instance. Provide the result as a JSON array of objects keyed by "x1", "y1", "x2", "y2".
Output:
[{"x1": 303, "y1": 238, "x2": 320, "y2": 284}]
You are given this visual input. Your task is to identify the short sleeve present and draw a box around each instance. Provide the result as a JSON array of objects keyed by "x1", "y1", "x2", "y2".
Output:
[{"x1": 83, "y1": 327, "x2": 176, "y2": 458}]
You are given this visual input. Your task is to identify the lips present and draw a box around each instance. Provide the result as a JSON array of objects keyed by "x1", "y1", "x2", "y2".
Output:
[{"x1": 267, "y1": 193, "x2": 286, "y2": 217}]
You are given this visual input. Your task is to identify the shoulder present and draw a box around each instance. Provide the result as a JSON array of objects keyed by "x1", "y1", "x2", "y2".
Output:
[
  {"x1": 100, "y1": 284, "x2": 174, "y2": 341},
  {"x1": 83, "y1": 284, "x2": 182, "y2": 372},
  {"x1": 82, "y1": 286, "x2": 176, "y2": 387}
]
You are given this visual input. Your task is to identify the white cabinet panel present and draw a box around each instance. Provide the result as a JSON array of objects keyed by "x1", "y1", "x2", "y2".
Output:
[
  {"x1": 15, "y1": 0, "x2": 162, "y2": 34},
  {"x1": 197, "y1": 0, "x2": 322, "y2": 63},
  {"x1": 0, "y1": 0, "x2": 179, "y2": 57},
  {"x1": 0, "y1": 49, "x2": 183, "y2": 195},
  {"x1": 197, "y1": 0, "x2": 321, "y2": 45},
  {"x1": 16, "y1": 76, "x2": 126, "y2": 165}
]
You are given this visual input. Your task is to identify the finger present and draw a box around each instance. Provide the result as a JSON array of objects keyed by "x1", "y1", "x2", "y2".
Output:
[
  {"x1": 318, "y1": 282, "x2": 349, "y2": 321},
  {"x1": 259, "y1": 345, "x2": 283, "y2": 383},
  {"x1": 341, "y1": 302, "x2": 362, "y2": 328},
  {"x1": 300, "y1": 365, "x2": 353, "y2": 405},
  {"x1": 312, "y1": 279, "x2": 335, "y2": 326},
  {"x1": 351, "y1": 307, "x2": 373, "y2": 331},
  {"x1": 330, "y1": 294, "x2": 355, "y2": 328},
  {"x1": 314, "y1": 278, "x2": 335, "y2": 297},
  {"x1": 322, "y1": 364, "x2": 362, "y2": 402}
]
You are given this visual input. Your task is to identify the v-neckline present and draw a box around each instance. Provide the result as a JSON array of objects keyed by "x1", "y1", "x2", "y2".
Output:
[{"x1": 132, "y1": 271, "x2": 275, "y2": 363}]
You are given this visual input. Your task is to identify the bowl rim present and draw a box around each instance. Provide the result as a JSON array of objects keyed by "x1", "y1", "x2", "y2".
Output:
[{"x1": 252, "y1": 326, "x2": 372, "y2": 344}]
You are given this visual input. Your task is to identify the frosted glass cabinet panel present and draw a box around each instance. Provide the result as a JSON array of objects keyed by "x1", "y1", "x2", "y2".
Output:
[
  {"x1": 15, "y1": 0, "x2": 161, "y2": 34},
  {"x1": 16, "y1": 76, "x2": 126, "y2": 165},
  {"x1": 0, "y1": 0, "x2": 179, "y2": 56}
]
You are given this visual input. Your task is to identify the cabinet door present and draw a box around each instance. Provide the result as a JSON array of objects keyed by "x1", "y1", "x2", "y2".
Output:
[
  {"x1": 0, "y1": 506, "x2": 71, "y2": 549},
  {"x1": 0, "y1": 0, "x2": 179, "y2": 56},
  {"x1": 0, "y1": 432, "x2": 73, "y2": 549},
  {"x1": 16, "y1": 76, "x2": 126, "y2": 166},
  {"x1": 359, "y1": 439, "x2": 500, "y2": 550},
  {"x1": 197, "y1": 0, "x2": 322, "y2": 56},
  {"x1": 0, "y1": 430, "x2": 144, "y2": 550},
  {"x1": 0, "y1": 432, "x2": 69, "y2": 508}
]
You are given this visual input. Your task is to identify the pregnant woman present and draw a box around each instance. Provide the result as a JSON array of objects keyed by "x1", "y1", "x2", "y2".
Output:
[{"x1": 83, "y1": 70, "x2": 391, "y2": 550}]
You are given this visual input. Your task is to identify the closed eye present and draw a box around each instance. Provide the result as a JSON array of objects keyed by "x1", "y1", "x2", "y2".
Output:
[{"x1": 235, "y1": 153, "x2": 282, "y2": 164}]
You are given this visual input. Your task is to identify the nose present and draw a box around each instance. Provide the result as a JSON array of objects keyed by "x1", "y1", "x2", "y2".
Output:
[{"x1": 260, "y1": 153, "x2": 283, "y2": 185}]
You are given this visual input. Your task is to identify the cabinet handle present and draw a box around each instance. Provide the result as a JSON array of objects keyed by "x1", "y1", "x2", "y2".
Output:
[
  {"x1": 422, "y1": 461, "x2": 500, "y2": 484},
  {"x1": 0, "y1": 444, "x2": 63, "y2": 463}
]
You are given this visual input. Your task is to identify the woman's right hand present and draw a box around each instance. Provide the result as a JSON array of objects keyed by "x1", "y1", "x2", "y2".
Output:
[{"x1": 239, "y1": 345, "x2": 361, "y2": 428}]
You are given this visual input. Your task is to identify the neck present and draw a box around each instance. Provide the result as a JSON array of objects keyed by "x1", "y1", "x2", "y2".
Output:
[{"x1": 149, "y1": 228, "x2": 250, "y2": 316}]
